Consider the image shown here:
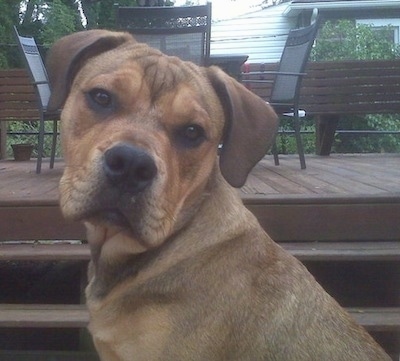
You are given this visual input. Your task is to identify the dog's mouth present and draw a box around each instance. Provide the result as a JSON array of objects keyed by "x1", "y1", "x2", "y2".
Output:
[
  {"x1": 98, "y1": 208, "x2": 131, "y2": 227},
  {"x1": 87, "y1": 207, "x2": 136, "y2": 234}
]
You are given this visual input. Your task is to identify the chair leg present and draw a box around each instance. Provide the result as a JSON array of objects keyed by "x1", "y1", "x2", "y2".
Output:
[
  {"x1": 293, "y1": 114, "x2": 306, "y2": 169},
  {"x1": 272, "y1": 142, "x2": 279, "y2": 166},
  {"x1": 50, "y1": 120, "x2": 58, "y2": 169},
  {"x1": 36, "y1": 117, "x2": 45, "y2": 174}
]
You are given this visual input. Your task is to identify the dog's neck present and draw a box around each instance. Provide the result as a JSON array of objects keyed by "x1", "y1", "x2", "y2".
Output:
[{"x1": 85, "y1": 170, "x2": 254, "y2": 301}]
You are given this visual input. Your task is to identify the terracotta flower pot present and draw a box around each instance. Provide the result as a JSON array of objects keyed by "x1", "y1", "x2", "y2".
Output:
[{"x1": 11, "y1": 143, "x2": 34, "y2": 161}]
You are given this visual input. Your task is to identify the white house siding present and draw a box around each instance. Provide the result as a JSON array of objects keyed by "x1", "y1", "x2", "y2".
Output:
[{"x1": 210, "y1": 3, "x2": 296, "y2": 63}]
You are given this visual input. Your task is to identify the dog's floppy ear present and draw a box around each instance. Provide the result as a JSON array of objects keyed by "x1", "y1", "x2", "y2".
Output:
[
  {"x1": 207, "y1": 66, "x2": 278, "y2": 188},
  {"x1": 46, "y1": 30, "x2": 134, "y2": 112}
]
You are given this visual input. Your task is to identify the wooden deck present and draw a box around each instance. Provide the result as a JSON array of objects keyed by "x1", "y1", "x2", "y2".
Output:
[
  {"x1": 2, "y1": 153, "x2": 400, "y2": 201},
  {"x1": 243, "y1": 153, "x2": 400, "y2": 197},
  {"x1": 1, "y1": 153, "x2": 400, "y2": 241},
  {"x1": 1, "y1": 154, "x2": 399, "y2": 359}
]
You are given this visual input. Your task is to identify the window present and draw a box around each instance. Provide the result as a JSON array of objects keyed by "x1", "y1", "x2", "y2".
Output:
[{"x1": 356, "y1": 18, "x2": 400, "y2": 44}]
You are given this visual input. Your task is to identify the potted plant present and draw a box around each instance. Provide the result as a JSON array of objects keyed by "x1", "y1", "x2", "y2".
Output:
[{"x1": 11, "y1": 143, "x2": 34, "y2": 161}]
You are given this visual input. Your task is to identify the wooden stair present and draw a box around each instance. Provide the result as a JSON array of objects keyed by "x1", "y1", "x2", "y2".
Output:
[
  {"x1": 0, "y1": 241, "x2": 399, "y2": 359},
  {"x1": 0, "y1": 303, "x2": 398, "y2": 332},
  {"x1": 0, "y1": 304, "x2": 89, "y2": 328},
  {"x1": 0, "y1": 351, "x2": 99, "y2": 361},
  {"x1": 2, "y1": 240, "x2": 400, "y2": 262}
]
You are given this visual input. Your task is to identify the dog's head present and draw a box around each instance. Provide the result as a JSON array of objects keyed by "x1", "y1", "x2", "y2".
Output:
[{"x1": 47, "y1": 30, "x2": 278, "y2": 250}]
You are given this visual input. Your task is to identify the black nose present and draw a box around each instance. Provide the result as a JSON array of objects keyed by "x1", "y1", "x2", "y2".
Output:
[{"x1": 103, "y1": 144, "x2": 157, "y2": 193}]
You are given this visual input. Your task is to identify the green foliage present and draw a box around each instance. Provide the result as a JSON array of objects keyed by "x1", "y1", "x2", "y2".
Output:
[
  {"x1": 0, "y1": 0, "x2": 21, "y2": 68},
  {"x1": 333, "y1": 114, "x2": 400, "y2": 153},
  {"x1": 1, "y1": 0, "x2": 177, "y2": 67},
  {"x1": 40, "y1": 0, "x2": 80, "y2": 46},
  {"x1": 7, "y1": 121, "x2": 61, "y2": 158},
  {"x1": 312, "y1": 20, "x2": 400, "y2": 61},
  {"x1": 275, "y1": 117, "x2": 315, "y2": 155},
  {"x1": 81, "y1": 0, "x2": 139, "y2": 30},
  {"x1": 97, "y1": 0, "x2": 120, "y2": 29}
]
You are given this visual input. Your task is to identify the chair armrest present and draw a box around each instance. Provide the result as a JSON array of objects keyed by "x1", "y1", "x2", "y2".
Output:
[
  {"x1": 33, "y1": 80, "x2": 48, "y2": 86},
  {"x1": 242, "y1": 71, "x2": 306, "y2": 77},
  {"x1": 283, "y1": 110, "x2": 306, "y2": 117},
  {"x1": 241, "y1": 79, "x2": 273, "y2": 83}
]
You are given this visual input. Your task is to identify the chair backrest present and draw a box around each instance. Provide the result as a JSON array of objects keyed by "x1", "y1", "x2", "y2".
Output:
[
  {"x1": 115, "y1": 3, "x2": 212, "y2": 65},
  {"x1": 270, "y1": 19, "x2": 320, "y2": 106},
  {"x1": 13, "y1": 26, "x2": 50, "y2": 111}
]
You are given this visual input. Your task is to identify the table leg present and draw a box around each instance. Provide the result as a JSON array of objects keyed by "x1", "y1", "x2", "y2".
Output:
[{"x1": 316, "y1": 115, "x2": 339, "y2": 156}]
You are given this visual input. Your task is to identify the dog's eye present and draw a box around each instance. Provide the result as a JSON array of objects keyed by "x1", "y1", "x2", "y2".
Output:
[
  {"x1": 88, "y1": 88, "x2": 112, "y2": 108},
  {"x1": 176, "y1": 124, "x2": 206, "y2": 148},
  {"x1": 184, "y1": 125, "x2": 203, "y2": 141}
]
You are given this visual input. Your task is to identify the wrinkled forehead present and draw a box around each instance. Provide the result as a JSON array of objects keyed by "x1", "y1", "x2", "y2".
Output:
[
  {"x1": 75, "y1": 42, "x2": 202, "y2": 95},
  {"x1": 70, "y1": 42, "x2": 224, "y2": 134}
]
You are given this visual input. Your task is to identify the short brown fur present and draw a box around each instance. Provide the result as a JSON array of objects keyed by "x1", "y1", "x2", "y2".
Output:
[{"x1": 47, "y1": 30, "x2": 391, "y2": 361}]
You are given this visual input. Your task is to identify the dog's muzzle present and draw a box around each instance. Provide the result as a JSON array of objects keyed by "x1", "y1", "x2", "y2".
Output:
[{"x1": 103, "y1": 143, "x2": 157, "y2": 194}]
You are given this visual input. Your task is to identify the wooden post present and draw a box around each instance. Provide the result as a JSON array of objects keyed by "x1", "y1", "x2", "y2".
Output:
[
  {"x1": 0, "y1": 122, "x2": 7, "y2": 159},
  {"x1": 315, "y1": 115, "x2": 340, "y2": 156}
]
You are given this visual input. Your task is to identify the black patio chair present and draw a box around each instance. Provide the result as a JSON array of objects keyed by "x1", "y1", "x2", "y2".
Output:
[
  {"x1": 115, "y1": 3, "x2": 212, "y2": 66},
  {"x1": 13, "y1": 26, "x2": 60, "y2": 174},
  {"x1": 242, "y1": 18, "x2": 320, "y2": 169}
]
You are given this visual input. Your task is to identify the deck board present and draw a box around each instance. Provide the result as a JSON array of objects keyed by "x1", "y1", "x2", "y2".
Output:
[
  {"x1": 1, "y1": 154, "x2": 400, "y2": 202},
  {"x1": 0, "y1": 304, "x2": 89, "y2": 328},
  {"x1": 245, "y1": 153, "x2": 400, "y2": 197},
  {"x1": 2, "y1": 241, "x2": 399, "y2": 262},
  {"x1": 1, "y1": 154, "x2": 400, "y2": 241},
  {"x1": 0, "y1": 160, "x2": 62, "y2": 205},
  {"x1": 0, "y1": 303, "x2": 398, "y2": 331}
]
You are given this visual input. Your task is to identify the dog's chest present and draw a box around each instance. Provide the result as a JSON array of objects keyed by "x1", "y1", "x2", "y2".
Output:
[{"x1": 88, "y1": 299, "x2": 173, "y2": 361}]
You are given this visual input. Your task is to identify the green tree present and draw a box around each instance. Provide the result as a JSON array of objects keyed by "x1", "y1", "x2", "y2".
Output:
[
  {"x1": 85, "y1": 0, "x2": 173, "y2": 30},
  {"x1": 1, "y1": 0, "x2": 175, "y2": 68},
  {"x1": 98, "y1": 0, "x2": 121, "y2": 29},
  {"x1": 81, "y1": 0, "x2": 175, "y2": 30},
  {"x1": 0, "y1": 0, "x2": 21, "y2": 67},
  {"x1": 312, "y1": 20, "x2": 399, "y2": 61},
  {"x1": 40, "y1": 0, "x2": 82, "y2": 46}
]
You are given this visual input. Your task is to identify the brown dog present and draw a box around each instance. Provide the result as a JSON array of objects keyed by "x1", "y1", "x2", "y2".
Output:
[{"x1": 47, "y1": 30, "x2": 390, "y2": 361}]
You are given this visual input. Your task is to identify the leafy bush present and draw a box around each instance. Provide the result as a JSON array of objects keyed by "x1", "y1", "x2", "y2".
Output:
[
  {"x1": 311, "y1": 20, "x2": 400, "y2": 61},
  {"x1": 333, "y1": 114, "x2": 400, "y2": 153},
  {"x1": 275, "y1": 117, "x2": 315, "y2": 154},
  {"x1": 40, "y1": 0, "x2": 80, "y2": 47}
]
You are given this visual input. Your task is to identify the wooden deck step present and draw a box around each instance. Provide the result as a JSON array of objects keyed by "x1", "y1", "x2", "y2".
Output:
[
  {"x1": 1, "y1": 241, "x2": 399, "y2": 262},
  {"x1": 0, "y1": 304, "x2": 399, "y2": 332},
  {"x1": 0, "y1": 242, "x2": 90, "y2": 261},
  {"x1": 0, "y1": 350, "x2": 99, "y2": 361},
  {"x1": 349, "y1": 308, "x2": 400, "y2": 332},
  {"x1": 0, "y1": 304, "x2": 89, "y2": 328},
  {"x1": 281, "y1": 241, "x2": 400, "y2": 261}
]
